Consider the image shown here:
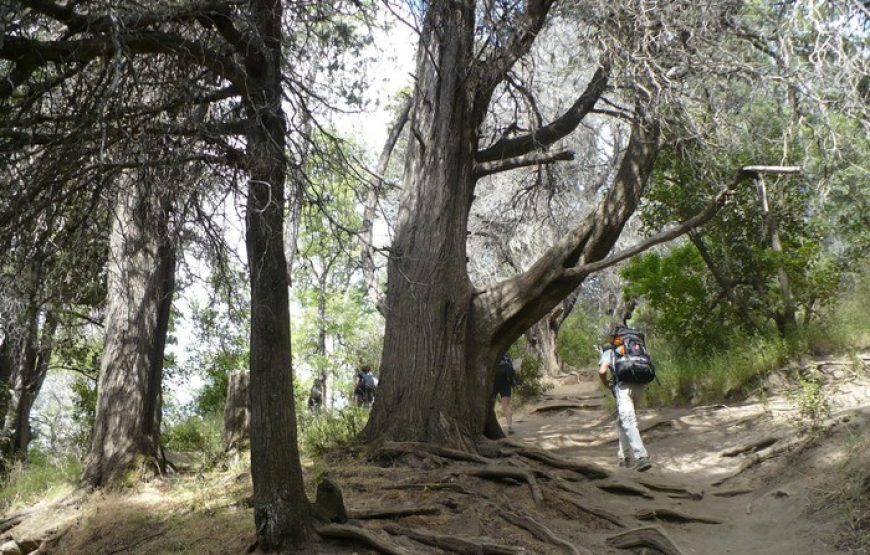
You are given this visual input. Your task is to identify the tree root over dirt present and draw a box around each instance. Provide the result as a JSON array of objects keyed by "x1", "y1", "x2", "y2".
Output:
[
  {"x1": 455, "y1": 465, "x2": 544, "y2": 505},
  {"x1": 497, "y1": 508, "x2": 591, "y2": 555},
  {"x1": 497, "y1": 440, "x2": 610, "y2": 480},
  {"x1": 348, "y1": 505, "x2": 442, "y2": 519},
  {"x1": 316, "y1": 523, "x2": 414, "y2": 555},
  {"x1": 719, "y1": 435, "x2": 781, "y2": 457},
  {"x1": 376, "y1": 441, "x2": 493, "y2": 464},
  {"x1": 595, "y1": 478, "x2": 655, "y2": 499},
  {"x1": 383, "y1": 523, "x2": 525, "y2": 554},
  {"x1": 635, "y1": 508, "x2": 723, "y2": 524},
  {"x1": 635, "y1": 477, "x2": 704, "y2": 500},
  {"x1": 605, "y1": 526, "x2": 685, "y2": 555},
  {"x1": 553, "y1": 491, "x2": 627, "y2": 528}
]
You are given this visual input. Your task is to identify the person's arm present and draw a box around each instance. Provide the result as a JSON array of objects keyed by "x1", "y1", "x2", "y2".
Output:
[{"x1": 598, "y1": 360, "x2": 611, "y2": 389}]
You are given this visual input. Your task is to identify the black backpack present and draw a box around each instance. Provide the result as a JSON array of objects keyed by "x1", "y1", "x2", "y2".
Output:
[{"x1": 610, "y1": 326, "x2": 656, "y2": 384}]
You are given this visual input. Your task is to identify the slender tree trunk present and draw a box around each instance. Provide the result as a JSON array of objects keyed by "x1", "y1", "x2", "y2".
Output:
[
  {"x1": 243, "y1": 0, "x2": 311, "y2": 546},
  {"x1": 82, "y1": 176, "x2": 176, "y2": 488},
  {"x1": 756, "y1": 177, "x2": 796, "y2": 334},
  {"x1": 688, "y1": 231, "x2": 759, "y2": 334},
  {"x1": 524, "y1": 291, "x2": 579, "y2": 377},
  {"x1": 3, "y1": 308, "x2": 58, "y2": 460}
]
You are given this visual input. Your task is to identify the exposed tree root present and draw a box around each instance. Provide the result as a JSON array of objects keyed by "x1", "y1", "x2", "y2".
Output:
[
  {"x1": 635, "y1": 477, "x2": 704, "y2": 500},
  {"x1": 529, "y1": 401, "x2": 601, "y2": 414},
  {"x1": 711, "y1": 488, "x2": 754, "y2": 498},
  {"x1": 635, "y1": 508, "x2": 723, "y2": 524},
  {"x1": 583, "y1": 418, "x2": 675, "y2": 446},
  {"x1": 456, "y1": 465, "x2": 544, "y2": 505},
  {"x1": 316, "y1": 523, "x2": 414, "y2": 555},
  {"x1": 377, "y1": 441, "x2": 493, "y2": 465},
  {"x1": 348, "y1": 505, "x2": 441, "y2": 520},
  {"x1": 605, "y1": 526, "x2": 684, "y2": 555},
  {"x1": 0, "y1": 512, "x2": 28, "y2": 534},
  {"x1": 382, "y1": 523, "x2": 525, "y2": 554},
  {"x1": 712, "y1": 435, "x2": 810, "y2": 486},
  {"x1": 595, "y1": 478, "x2": 655, "y2": 499},
  {"x1": 497, "y1": 440, "x2": 610, "y2": 479},
  {"x1": 553, "y1": 491, "x2": 627, "y2": 528},
  {"x1": 719, "y1": 436, "x2": 780, "y2": 457},
  {"x1": 497, "y1": 509, "x2": 591, "y2": 555}
]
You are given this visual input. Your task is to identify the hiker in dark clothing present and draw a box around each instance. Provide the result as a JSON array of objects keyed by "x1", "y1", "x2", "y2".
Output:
[
  {"x1": 307, "y1": 378, "x2": 324, "y2": 413},
  {"x1": 493, "y1": 353, "x2": 517, "y2": 434},
  {"x1": 353, "y1": 365, "x2": 376, "y2": 407}
]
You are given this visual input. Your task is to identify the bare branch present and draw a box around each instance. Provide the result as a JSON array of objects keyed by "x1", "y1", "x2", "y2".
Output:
[
  {"x1": 476, "y1": 64, "x2": 610, "y2": 163},
  {"x1": 473, "y1": 149, "x2": 574, "y2": 179},
  {"x1": 564, "y1": 166, "x2": 802, "y2": 279}
]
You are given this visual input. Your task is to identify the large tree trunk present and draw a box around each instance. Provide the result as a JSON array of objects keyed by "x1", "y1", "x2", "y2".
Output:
[
  {"x1": 363, "y1": 0, "x2": 650, "y2": 448},
  {"x1": 363, "y1": 1, "x2": 481, "y2": 449},
  {"x1": 3, "y1": 308, "x2": 58, "y2": 461},
  {"x1": 243, "y1": 0, "x2": 311, "y2": 547},
  {"x1": 82, "y1": 176, "x2": 176, "y2": 488},
  {"x1": 756, "y1": 178, "x2": 796, "y2": 334}
]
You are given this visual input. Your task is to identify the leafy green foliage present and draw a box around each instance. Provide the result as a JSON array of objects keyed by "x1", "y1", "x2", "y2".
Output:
[
  {"x1": 299, "y1": 407, "x2": 369, "y2": 457},
  {"x1": 557, "y1": 306, "x2": 604, "y2": 368},
  {"x1": 0, "y1": 448, "x2": 80, "y2": 512},
  {"x1": 507, "y1": 341, "x2": 552, "y2": 402},
  {"x1": 162, "y1": 412, "x2": 225, "y2": 471}
]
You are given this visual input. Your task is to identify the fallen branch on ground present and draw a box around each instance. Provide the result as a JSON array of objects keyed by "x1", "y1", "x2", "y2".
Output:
[
  {"x1": 348, "y1": 505, "x2": 441, "y2": 519},
  {"x1": 498, "y1": 509, "x2": 591, "y2": 555},
  {"x1": 711, "y1": 488, "x2": 754, "y2": 498},
  {"x1": 635, "y1": 508, "x2": 722, "y2": 524},
  {"x1": 529, "y1": 401, "x2": 601, "y2": 414},
  {"x1": 383, "y1": 523, "x2": 525, "y2": 554},
  {"x1": 317, "y1": 524, "x2": 414, "y2": 555},
  {"x1": 719, "y1": 435, "x2": 781, "y2": 457},
  {"x1": 606, "y1": 526, "x2": 684, "y2": 555}
]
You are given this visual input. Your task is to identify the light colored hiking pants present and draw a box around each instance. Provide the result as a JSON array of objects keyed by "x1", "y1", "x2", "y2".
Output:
[{"x1": 615, "y1": 382, "x2": 648, "y2": 461}]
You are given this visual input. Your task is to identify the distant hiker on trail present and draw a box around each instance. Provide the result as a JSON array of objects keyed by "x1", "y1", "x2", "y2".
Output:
[
  {"x1": 307, "y1": 378, "x2": 324, "y2": 413},
  {"x1": 354, "y1": 365, "x2": 377, "y2": 407},
  {"x1": 599, "y1": 325, "x2": 656, "y2": 472},
  {"x1": 493, "y1": 353, "x2": 517, "y2": 434}
]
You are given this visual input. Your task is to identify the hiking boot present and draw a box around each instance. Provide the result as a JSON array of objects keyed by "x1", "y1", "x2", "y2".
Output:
[
  {"x1": 632, "y1": 457, "x2": 652, "y2": 472},
  {"x1": 508, "y1": 426, "x2": 514, "y2": 435}
]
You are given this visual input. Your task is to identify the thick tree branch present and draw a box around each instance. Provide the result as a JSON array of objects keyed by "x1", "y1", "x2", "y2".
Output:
[
  {"x1": 563, "y1": 166, "x2": 802, "y2": 279},
  {"x1": 0, "y1": 32, "x2": 246, "y2": 91},
  {"x1": 473, "y1": 149, "x2": 574, "y2": 179},
  {"x1": 474, "y1": 0, "x2": 555, "y2": 99},
  {"x1": 476, "y1": 64, "x2": 610, "y2": 163}
]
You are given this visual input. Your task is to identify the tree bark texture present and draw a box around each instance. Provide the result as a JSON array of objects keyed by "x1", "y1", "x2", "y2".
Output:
[
  {"x1": 756, "y1": 178, "x2": 796, "y2": 334},
  {"x1": 82, "y1": 175, "x2": 176, "y2": 488},
  {"x1": 223, "y1": 369, "x2": 250, "y2": 452},
  {"x1": 363, "y1": 1, "x2": 481, "y2": 449},
  {"x1": 243, "y1": 0, "x2": 311, "y2": 546},
  {"x1": 363, "y1": 0, "x2": 658, "y2": 448}
]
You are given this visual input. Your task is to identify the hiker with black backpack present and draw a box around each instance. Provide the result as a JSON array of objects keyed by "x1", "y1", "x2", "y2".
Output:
[
  {"x1": 493, "y1": 353, "x2": 517, "y2": 434},
  {"x1": 599, "y1": 325, "x2": 656, "y2": 472},
  {"x1": 353, "y1": 365, "x2": 377, "y2": 407}
]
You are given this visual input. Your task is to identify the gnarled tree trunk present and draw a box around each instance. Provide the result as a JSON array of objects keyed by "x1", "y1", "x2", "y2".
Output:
[
  {"x1": 363, "y1": 0, "x2": 657, "y2": 449},
  {"x1": 524, "y1": 291, "x2": 580, "y2": 378},
  {"x1": 82, "y1": 176, "x2": 176, "y2": 488}
]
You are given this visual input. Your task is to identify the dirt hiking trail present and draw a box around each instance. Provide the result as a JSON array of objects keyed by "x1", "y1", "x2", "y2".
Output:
[
  {"x1": 511, "y1": 353, "x2": 870, "y2": 554},
  {"x1": 1, "y1": 353, "x2": 867, "y2": 554}
]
